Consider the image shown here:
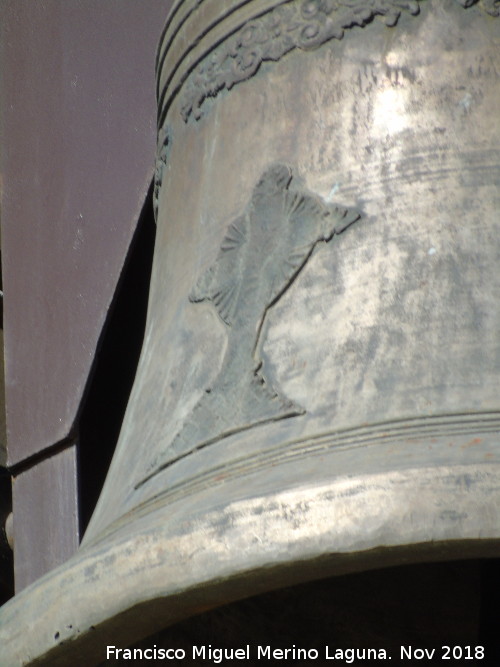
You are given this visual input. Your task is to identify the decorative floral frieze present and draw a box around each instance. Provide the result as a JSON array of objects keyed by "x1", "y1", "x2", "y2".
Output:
[
  {"x1": 455, "y1": 0, "x2": 499, "y2": 15},
  {"x1": 153, "y1": 126, "x2": 171, "y2": 221},
  {"x1": 180, "y1": 0, "x2": 422, "y2": 121},
  {"x1": 176, "y1": 0, "x2": 498, "y2": 123}
]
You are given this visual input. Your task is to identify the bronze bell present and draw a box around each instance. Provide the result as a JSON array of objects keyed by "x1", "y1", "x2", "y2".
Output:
[{"x1": 1, "y1": 0, "x2": 499, "y2": 663}]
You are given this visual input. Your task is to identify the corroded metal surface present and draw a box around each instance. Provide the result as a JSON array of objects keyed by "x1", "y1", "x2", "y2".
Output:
[
  {"x1": 139, "y1": 164, "x2": 359, "y2": 483},
  {"x1": 1, "y1": 466, "x2": 500, "y2": 666},
  {"x1": 88, "y1": 0, "x2": 500, "y2": 542},
  {"x1": 0, "y1": 0, "x2": 499, "y2": 663}
]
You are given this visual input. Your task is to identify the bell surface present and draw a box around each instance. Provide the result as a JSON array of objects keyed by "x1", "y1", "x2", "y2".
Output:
[{"x1": 1, "y1": 1, "x2": 499, "y2": 664}]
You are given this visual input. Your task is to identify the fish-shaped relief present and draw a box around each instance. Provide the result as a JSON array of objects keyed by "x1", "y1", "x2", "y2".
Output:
[{"x1": 138, "y1": 164, "x2": 360, "y2": 487}]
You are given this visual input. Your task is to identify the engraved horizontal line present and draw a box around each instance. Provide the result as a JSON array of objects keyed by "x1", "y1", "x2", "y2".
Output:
[
  {"x1": 366, "y1": 154, "x2": 500, "y2": 175},
  {"x1": 83, "y1": 412, "x2": 500, "y2": 548},
  {"x1": 150, "y1": 413, "x2": 500, "y2": 500},
  {"x1": 155, "y1": 0, "x2": 200, "y2": 74},
  {"x1": 340, "y1": 162, "x2": 500, "y2": 196},
  {"x1": 358, "y1": 146, "x2": 500, "y2": 168},
  {"x1": 135, "y1": 408, "x2": 303, "y2": 489},
  {"x1": 157, "y1": 0, "x2": 293, "y2": 128},
  {"x1": 159, "y1": 412, "x2": 500, "y2": 489},
  {"x1": 154, "y1": 0, "x2": 188, "y2": 73},
  {"x1": 157, "y1": 0, "x2": 259, "y2": 104},
  {"x1": 156, "y1": 0, "x2": 284, "y2": 97},
  {"x1": 157, "y1": 0, "x2": 283, "y2": 83}
]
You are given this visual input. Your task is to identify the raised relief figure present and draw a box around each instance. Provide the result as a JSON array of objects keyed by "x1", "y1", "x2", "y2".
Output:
[{"x1": 139, "y1": 164, "x2": 359, "y2": 486}]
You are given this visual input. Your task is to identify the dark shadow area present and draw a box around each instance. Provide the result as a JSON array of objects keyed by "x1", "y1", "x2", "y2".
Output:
[
  {"x1": 77, "y1": 186, "x2": 156, "y2": 534},
  {"x1": 115, "y1": 558, "x2": 498, "y2": 666},
  {"x1": 479, "y1": 557, "x2": 500, "y2": 664},
  {"x1": 0, "y1": 466, "x2": 13, "y2": 605},
  {"x1": 0, "y1": 244, "x2": 12, "y2": 605}
]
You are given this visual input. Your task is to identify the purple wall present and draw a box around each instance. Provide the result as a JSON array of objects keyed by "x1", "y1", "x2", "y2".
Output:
[{"x1": 1, "y1": 0, "x2": 173, "y2": 466}]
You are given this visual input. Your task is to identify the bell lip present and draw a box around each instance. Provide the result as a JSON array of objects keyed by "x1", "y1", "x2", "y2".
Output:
[{"x1": 1, "y1": 462, "x2": 500, "y2": 666}]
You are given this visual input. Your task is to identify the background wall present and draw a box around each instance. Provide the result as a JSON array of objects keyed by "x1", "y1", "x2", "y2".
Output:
[{"x1": 0, "y1": 0, "x2": 173, "y2": 592}]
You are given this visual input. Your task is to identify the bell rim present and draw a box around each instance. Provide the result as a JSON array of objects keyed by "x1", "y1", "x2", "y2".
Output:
[{"x1": 2, "y1": 461, "x2": 500, "y2": 666}]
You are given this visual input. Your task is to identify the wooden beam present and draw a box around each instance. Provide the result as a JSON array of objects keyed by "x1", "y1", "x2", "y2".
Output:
[{"x1": 12, "y1": 444, "x2": 79, "y2": 592}]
